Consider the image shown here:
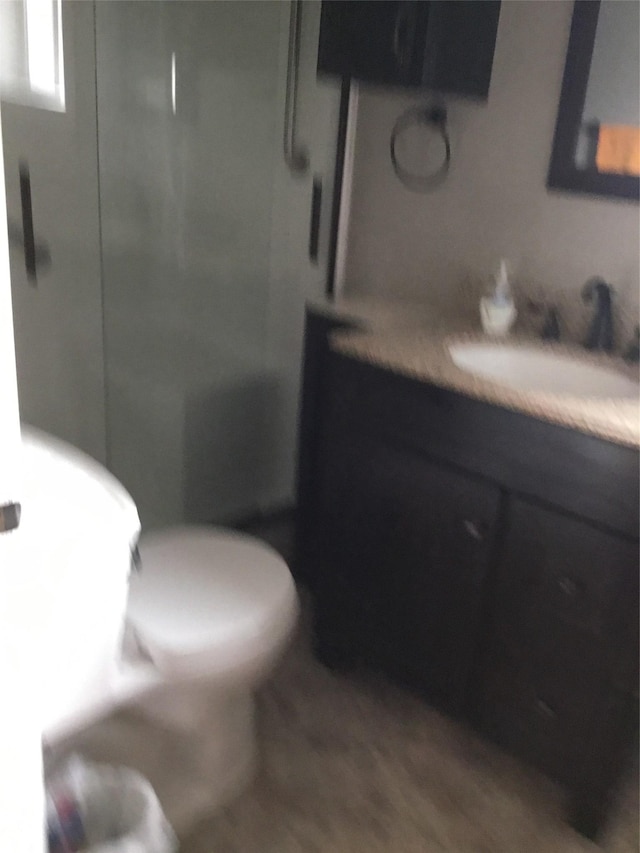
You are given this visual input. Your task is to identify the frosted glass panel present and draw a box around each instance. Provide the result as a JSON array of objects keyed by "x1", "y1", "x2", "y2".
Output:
[
  {"x1": 97, "y1": 1, "x2": 283, "y2": 528},
  {"x1": 97, "y1": 1, "x2": 341, "y2": 528}
]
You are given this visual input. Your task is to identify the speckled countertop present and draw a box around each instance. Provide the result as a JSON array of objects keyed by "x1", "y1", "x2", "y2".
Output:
[{"x1": 319, "y1": 299, "x2": 640, "y2": 449}]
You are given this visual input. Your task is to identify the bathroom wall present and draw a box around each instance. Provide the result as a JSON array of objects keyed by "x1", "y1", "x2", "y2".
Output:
[{"x1": 342, "y1": 0, "x2": 640, "y2": 334}]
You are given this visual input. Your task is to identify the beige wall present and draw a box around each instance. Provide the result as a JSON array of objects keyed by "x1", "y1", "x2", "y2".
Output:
[{"x1": 343, "y1": 0, "x2": 639, "y2": 325}]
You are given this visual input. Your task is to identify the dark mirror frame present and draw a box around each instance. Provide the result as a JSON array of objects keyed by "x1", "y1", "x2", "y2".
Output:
[{"x1": 547, "y1": 0, "x2": 639, "y2": 203}]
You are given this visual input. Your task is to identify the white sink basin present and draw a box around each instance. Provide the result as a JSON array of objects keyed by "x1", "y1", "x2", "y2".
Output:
[{"x1": 449, "y1": 342, "x2": 639, "y2": 399}]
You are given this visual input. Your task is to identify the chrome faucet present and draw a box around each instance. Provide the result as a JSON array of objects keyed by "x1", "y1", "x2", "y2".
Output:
[{"x1": 582, "y1": 277, "x2": 614, "y2": 352}]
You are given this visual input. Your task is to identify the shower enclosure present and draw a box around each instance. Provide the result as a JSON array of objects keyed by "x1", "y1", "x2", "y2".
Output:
[{"x1": 4, "y1": 0, "x2": 341, "y2": 529}]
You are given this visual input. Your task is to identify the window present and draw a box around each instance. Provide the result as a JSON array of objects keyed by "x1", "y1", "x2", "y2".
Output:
[{"x1": 0, "y1": 0, "x2": 65, "y2": 111}]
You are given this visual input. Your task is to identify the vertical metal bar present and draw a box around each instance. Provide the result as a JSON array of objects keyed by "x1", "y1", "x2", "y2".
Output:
[
  {"x1": 325, "y1": 77, "x2": 351, "y2": 299},
  {"x1": 18, "y1": 161, "x2": 37, "y2": 284},
  {"x1": 283, "y1": 0, "x2": 308, "y2": 173}
]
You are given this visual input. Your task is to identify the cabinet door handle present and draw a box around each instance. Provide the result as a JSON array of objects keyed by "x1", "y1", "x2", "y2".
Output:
[
  {"x1": 283, "y1": 0, "x2": 308, "y2": 174},
  {"x1": 309, "y1": 177, "x2": 322, "y2": 263},
  {"x1": 533, "y1": 697, "x2": 557, "y2": 721},
  {"x1": 463, "y1": 519, "x2": 485, "y2": 542},
  {"x1": 392, "y1": 3, "x2": 412, "y2": 73},
  {"x1": 557, "y1": 576, "x2": 578, "y2": 597}
]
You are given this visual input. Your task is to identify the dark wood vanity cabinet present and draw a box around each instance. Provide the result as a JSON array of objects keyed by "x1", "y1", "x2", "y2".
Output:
[
  {"x1": 317, "y1": 0, "x2": 501, "y2": 98},
  {"x1": 296, "y1": 310, "x2": 639, "y2": 838},
  {"x1": 315, "y1": 432, "x2": 500, "y2": 713}
]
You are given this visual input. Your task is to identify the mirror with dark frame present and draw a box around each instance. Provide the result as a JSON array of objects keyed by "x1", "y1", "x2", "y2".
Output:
[{"x1": 547, "y1": 0, "x2": 639, "y2": 202}]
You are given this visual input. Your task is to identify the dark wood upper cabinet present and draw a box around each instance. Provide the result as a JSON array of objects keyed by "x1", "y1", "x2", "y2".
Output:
[{"x1": 317, "y1": 0, "x2": 501, "y2": 99}]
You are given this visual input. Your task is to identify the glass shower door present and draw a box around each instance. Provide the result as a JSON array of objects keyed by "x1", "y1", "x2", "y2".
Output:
[{"x1": 97, "y1": 1, "x2": 340, "y2": 529}]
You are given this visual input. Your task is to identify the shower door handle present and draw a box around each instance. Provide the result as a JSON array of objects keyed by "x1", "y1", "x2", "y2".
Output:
[
  {"x1": 308, "y1": 177, "x2": 322, "y2": 263},
  {"x1": 19, "y1": 161, "x2": 37, "y2": 284},
  {"x1": 7, "y1": 162, "x2": 51, "y2": 282}
]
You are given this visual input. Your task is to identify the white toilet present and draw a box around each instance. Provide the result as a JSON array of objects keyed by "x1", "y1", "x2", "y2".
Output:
[
  {"x1": 26, "y1": 425, "x2": 298, "y2": 828},
  {"x1": 121, "y1": 524, "x2": 299, "y2": 813}
]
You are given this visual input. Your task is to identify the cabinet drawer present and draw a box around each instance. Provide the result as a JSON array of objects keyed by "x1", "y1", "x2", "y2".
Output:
[
  {"x1": 492, "y1": 498, "x2": 639, "y2": 651},
  {"x1": 480, "y1": 645, "x2": 608, "y2": 787}
]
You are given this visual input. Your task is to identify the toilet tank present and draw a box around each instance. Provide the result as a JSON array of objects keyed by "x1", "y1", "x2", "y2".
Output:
[{"x1": 20, "y1": 426, "x2": 140, "y2": 743}]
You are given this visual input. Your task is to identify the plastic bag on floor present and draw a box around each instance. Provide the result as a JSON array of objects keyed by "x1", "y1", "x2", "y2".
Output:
[{"x1": 46, "y1": 754, "x2": 178, "y2": 853}]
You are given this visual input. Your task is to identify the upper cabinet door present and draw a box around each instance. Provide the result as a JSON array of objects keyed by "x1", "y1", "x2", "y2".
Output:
[
  {"x1": 317, "y1": 1, "x2": 430, "y2": 87},
  {"x1": 423, "y1": 1, "x2": 501, "y2": 99},
  {"x1": 317, "y1": 0, "x2": 501, "y2": 99}
]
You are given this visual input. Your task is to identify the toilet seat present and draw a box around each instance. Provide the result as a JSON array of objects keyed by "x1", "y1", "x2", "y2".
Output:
[{"x1": 126, "y1": 526, "x2": 298, "y2": 680}]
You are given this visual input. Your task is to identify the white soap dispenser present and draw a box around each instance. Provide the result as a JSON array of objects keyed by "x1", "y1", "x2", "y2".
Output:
[{"x1": 480, "y1": 259, "x2": 517, "y2": 336}]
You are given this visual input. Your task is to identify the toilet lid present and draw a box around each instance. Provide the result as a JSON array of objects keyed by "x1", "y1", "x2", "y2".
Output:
[{"x1": 126, "y1": 526, "x2": 297, "y2": 676}]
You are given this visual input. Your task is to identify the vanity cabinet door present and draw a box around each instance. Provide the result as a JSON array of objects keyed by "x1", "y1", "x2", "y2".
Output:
[{"x1": 313, "y1": 431, "x2": 500, "y2": 714}]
